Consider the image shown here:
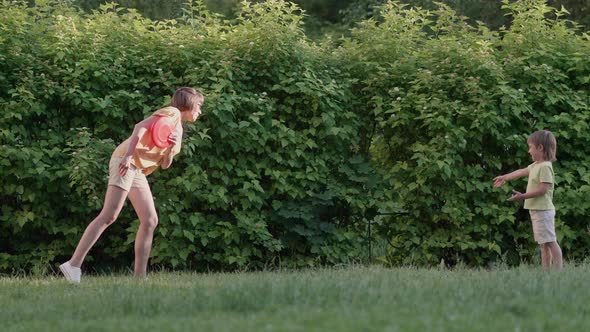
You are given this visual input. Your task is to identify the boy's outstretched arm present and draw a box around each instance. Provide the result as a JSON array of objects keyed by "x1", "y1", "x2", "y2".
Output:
[
  {"x1": 507, "y1": 182, "x2": 551, "y2": 202},
  {"x1": 493, "y1": 167, "x2": 529, "y2": 188}
]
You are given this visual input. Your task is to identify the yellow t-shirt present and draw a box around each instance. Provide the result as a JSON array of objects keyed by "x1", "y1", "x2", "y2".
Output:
[
  {"x1": 524, "y1": 161, "x2": 555, "y2": 210},
  {"x1": 111, "y1": 106, "x2": 182, "y2": 176}
]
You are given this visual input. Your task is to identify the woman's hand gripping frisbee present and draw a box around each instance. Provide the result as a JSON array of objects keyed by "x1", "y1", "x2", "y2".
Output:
[{"x1": 150, "y1": 116, "x2": 177, "y2": 148}]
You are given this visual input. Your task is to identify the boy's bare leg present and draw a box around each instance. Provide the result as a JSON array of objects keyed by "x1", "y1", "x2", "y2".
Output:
[
  {"x1": 540, "y1": 243, "x2": 551, "y2": 271},
  {"x1": 69, "y1": 185, "x2": 129, "y2": 267},
  {"x1": 547, "y1": 241, "x2": 563, "y2": 271},
  {"x1": 128, "y1": 186, "x2": 158, "y2": 278}
]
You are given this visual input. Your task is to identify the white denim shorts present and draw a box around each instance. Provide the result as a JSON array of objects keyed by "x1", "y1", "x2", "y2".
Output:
[
  {"x1": 108, "y1": 157, "x2": 149, "y2": 191},
  {"x1": 529, "y1": 210, "x2": 557, "y2": 244}
]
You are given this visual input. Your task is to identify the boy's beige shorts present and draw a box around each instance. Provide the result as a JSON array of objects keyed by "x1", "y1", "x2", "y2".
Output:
[
  {"x1": 529, "y1": 210, "x2": 557, "y2": 244},
  {"x1": 108, "y1": 157, "x2": 150, "y2": 191}
]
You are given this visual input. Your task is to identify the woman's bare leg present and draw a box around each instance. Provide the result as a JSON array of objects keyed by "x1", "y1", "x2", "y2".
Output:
[
  {"x1": 127, "y1": 185, "x2": 158, "y2": 278},
  {"x1": 68, "y1": 185, "x2": 129, "y2": 267}
]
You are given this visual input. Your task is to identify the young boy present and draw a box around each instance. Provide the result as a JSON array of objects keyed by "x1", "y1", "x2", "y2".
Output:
[{"x1": 493, "y1": 130, "x2": 563, "y2": 271}]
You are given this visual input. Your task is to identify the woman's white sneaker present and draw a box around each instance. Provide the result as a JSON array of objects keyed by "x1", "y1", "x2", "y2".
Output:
[{"x1": 59, "y1": 262, "x2": 81, "y2": 283}]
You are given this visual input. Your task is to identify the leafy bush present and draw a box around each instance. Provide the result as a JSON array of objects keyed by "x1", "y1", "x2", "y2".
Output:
[
  {"x1": 0, "y1": 0, "x2": 381, "y2": 273},
  {"x1": 2, "y1": 0, "x2": 589, "y2": 273},
  {"x1": 336, "y1": 0, "x2": 590, "y2": 266}
]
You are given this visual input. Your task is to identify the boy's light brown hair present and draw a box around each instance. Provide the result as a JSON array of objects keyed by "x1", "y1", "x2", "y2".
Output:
[
  {"x1": 171, "y1": 87, "x2": 203, "y2": 113},
  {"x1": 528, "y1": 130, "x2": 557, "y2": 162}
]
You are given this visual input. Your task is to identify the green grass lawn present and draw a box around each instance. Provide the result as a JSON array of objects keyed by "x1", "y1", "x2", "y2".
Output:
[{"x1": 2, "y1": 264, "x2": 589, "y2": 331}]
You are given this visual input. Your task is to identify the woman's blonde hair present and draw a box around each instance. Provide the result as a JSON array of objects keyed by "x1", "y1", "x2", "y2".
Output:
[
  {"x1": 171, "y1": 87, "x2": 203, "y2": 113},
  {"x1": 528, "y1": 130, "x2": 557, "y2": 161}
]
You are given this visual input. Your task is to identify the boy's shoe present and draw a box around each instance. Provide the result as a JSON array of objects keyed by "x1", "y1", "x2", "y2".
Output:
[{"x1": 59, "y1": 262, "x2": 81, "y2": 283}]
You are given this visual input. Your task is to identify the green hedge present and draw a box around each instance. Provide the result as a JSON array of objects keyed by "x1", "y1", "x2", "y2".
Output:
[
  {"x1": 336, "y1": 0, "x2": 590, "y2": 266},
  {"x1": 1, "y1": 0, "x2": 589, "y2": 274},
  {"x1": 0, "y1": 0, "x2": 381, "y2": 273}
]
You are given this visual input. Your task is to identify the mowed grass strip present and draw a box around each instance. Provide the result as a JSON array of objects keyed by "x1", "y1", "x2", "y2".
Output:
[{"x1": 2, "y1": 264, "x2": 589, "y2": 331}]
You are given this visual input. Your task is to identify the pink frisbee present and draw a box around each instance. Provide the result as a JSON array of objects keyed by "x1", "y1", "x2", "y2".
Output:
[{"x1": 150, "y1": 116, "x2": 176, "y2": 148}]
